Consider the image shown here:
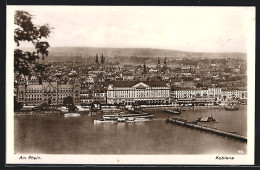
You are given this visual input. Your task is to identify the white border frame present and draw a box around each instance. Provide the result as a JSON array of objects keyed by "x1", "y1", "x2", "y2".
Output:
[{"x1": 6, "y1": 6, "x2": 255, "y2": 165}]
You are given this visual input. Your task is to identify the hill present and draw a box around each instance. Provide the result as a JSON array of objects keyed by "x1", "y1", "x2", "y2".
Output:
[{"x1": 21, "y1": 47, "x2": 247, "y2": 62}]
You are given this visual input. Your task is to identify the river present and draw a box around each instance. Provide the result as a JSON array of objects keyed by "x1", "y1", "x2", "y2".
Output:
[{"x1": 14, "y1": 105, "x2": 247, "y2": 154}]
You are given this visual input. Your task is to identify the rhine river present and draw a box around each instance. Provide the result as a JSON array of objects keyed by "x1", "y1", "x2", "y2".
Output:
[{"x1": 14, "y1": 106, "x2": 247, "y2": 154}]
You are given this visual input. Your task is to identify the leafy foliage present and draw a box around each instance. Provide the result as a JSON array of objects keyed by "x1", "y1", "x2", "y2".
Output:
[
  {"x1": 48, "y1": 98, "x2": 52, "y2": 105},
  {"x1": 63, "y1": 96, "x2": 74, "y2": 106},
  {"x1": 14, "y1": 96, "x2": 23, "y2": 111},
  {"x1": 68, "y1": 105, "x2": 78, "y2": 112},
  {"x1": 63, "y1": 96, "x2": 77, "y2": 112},
  {"x1": 14, "y1": 10, "x2": 52, "y2": 76}
]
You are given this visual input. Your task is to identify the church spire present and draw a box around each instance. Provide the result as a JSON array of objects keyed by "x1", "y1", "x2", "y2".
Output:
[
  {"x1": 95, "y1": 54, "x2": 99, "y2": 64},
  {"x1": 101, "y1": 53, "x2": 104, "y2": 65},
  {"x1": 143, "y1": 63, "x2": 147, "y2": 73},
  {"x1": 157, "y1": 57, "x2": 161, "y2": 68},
  {"x1": 163, "y1": 57, "x2": 167, "y2": 68}
]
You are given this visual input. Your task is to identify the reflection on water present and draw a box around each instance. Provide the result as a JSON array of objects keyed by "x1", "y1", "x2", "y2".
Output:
[{"x1": 14, "y1": 106, "x2": 247, "y2": 154}]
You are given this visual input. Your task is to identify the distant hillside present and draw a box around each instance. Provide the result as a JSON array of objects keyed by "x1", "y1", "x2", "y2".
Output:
[
  {"x1": 21, "y1": 47, "x2": 247, "y2": 62},
  {"x1": 48, "y1": 47, "x2": 183, "y2": 56}
]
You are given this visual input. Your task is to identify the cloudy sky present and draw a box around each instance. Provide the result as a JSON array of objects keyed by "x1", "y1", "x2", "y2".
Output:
[{"x1": 9, "y1": 6, "x2": 254, "y2": 53}]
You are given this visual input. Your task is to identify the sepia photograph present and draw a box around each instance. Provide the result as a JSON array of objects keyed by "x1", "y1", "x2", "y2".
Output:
[{"x1": 6, "y1": 6, "x2": 255, "y2": 165}]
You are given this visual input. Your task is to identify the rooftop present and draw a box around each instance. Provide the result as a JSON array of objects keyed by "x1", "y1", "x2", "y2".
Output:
[{"x1": 111, "y1": 81, "x2": 168, "y2": 87}]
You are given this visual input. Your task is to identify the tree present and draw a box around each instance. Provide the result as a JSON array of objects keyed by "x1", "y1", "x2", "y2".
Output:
[
  {"x1": 14, "y1": 96, "x2": 23, "y2": 111},
  {"x1": 35, "y1": 102, "x2": 49, "y2": 110},
  {"x1": 14, "y1": 10, "x2": 52, "y2": 77},
  {"x1": 68, "y1": 105, "x2": 77, "y2": 112},
  {"x1": 63, "y1": 96, "x2": 74, "y2": 106},
  {"x1": 196, "y1": 83, "x2": 204, "y2": 88},
  {"x1": 63, "y1": 96, "x2": 77, "y2": 112},
  {"x1": 48, "y1": 98, "x2": 52, "y2": 105}
]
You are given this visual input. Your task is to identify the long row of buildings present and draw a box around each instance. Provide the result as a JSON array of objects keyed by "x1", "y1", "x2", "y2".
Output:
[{"x1": 15, "y1": 76, "x2": 247, "y2": 106}]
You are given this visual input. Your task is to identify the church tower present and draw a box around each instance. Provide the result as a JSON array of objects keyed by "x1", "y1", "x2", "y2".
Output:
[
  {"x1": 101, "y1": 53, "x2": 105, "y2": 70},
  {"x1": 143, "y1": 63, "x2": 147, "y2": 73},
  {"x1": 163, "y1": 57, "x2": 167, "y2": 68},
  {"x1": 156, "y1": 58, "x2": 161, "y2": 69},
  {"x1": 95, "y1": 54, "x2": 99, "y2": 64},
  {"x1": 101, "y1": 54, "x2": 104, "y2": 65},
  {"x1": 142, "y1": 63, "x2": 148, "y2": 81}
]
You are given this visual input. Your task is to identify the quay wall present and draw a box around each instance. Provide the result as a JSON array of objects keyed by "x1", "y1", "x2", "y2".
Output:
[
  {"x1": 14, "y1": 110, "x2": 62, "y2": 116},
  {"x1": 142, "y1": 105, "x2": 225, "y2": 110}
]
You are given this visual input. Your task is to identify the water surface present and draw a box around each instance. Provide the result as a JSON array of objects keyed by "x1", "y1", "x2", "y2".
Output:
[{"x1": 14, "y1": 106, "x2": 247, "y2": 154}]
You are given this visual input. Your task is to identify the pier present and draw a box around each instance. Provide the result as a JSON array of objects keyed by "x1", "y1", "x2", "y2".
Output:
[{"x1": 166, "y1": 118, "x2": 247, "y2": 142}]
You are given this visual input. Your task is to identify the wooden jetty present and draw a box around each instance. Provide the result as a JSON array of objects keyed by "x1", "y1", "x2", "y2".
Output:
[{"x1": 166, "y1": 118, "x2": 247, "y2": 142}]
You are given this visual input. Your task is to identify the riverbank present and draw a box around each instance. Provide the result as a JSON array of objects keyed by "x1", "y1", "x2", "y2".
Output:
[
  {"x1": 14, "y1": 110, "x2": 62, "y2": 116},
  {"x1": 14, "y1": 104, "x2": 245, "y2": 116},
  {"x1": 142, "y1": 105, "x2": 226, "y2": 111}
]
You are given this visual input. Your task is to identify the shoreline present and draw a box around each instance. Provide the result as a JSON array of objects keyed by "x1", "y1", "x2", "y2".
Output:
[
  {"x1": 14, "y1": 110, "x2": 62, "y2": 116},
  {"x1": 13, "y1": 104, "x2": 244, "y2": 116}
]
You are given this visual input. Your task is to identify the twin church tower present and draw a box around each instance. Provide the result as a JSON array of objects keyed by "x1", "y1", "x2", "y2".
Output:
[
  {"x1": 156, "y1": 57, "x2": 167, "y2": 69},
  {"x1": 93, "y1": 54, "x2": 167, "y2": 72},
  {"x1": 93, "y1": 54, "x2": 105, "y2": 70}
]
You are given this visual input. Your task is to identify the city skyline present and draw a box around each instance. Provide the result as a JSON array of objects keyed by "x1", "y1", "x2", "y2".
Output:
[{"x1": 10, "y1": 6, "x2": 254, "y2": 53}]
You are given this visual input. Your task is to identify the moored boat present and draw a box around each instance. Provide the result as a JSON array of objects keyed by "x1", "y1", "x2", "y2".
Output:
[
  {"x1": 64, "y1": 112, "x2": 81, "y2": 117},
  {"x1": 196, "y1": 117, "x2": 216, "y2": 123},
  {"x1": 135, "y1": 117, "x2": 148, "y2": 121},
  {"x1": 59, "y1": 106, "x2": 69, "y2": 113},
  {"x1": 103, "y1": 112, "x2": 154, "y2": 119},
  {"x1": 94, "y1": 118, "x2": 117, "y2": 123},
  {"x1": 163, "y1": 109, "x2": 181, "y2": 115},
  {"x1": 225, "y1": 102, "x2": 240, "y2": 110},
  {"x1": 117, "y1": 117, "x2": 127, "y2": 122},
  {"x1": 93, "y1": 111, "x2": 154, "y2": 123},
  {"x1": 125, "y1": 117, "x2": 135, "y2": 122},
  {"x1": 196, "y1": 113, "x2": 217, "y2": 123}
]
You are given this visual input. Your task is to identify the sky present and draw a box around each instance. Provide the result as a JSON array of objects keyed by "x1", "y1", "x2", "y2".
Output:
[{"x1": 9, "y1": 6, "x2": 255, "y2": 53}]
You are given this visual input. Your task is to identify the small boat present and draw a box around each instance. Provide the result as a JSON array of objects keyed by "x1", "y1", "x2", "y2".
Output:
[
  {"x1": 239, "y1": 99, "x2": 247, "y2": 105},
  {"x1": 125, "y1": 117, "x2": 136, "y2": 122},
  {"x1": 59, "y1": 106, "x2": 69, "y2": 113},
  {"x1": 135, "y1": 117, "x2": 148, "y2": 121},
  {"x1": 196, "y1": 113, "x2": 216, "y2": 123},
  {"x1": 135, "y1": 115, "x2": 154, "y2": 119},
  {"x1": 94, "y1": 111, "x2": 154, "y2": 123},
  {"x1": 94, "y1": 118, "x2": 117, "y2": 123},
  {"x1": 163, "y1": 109, "x2": 181, "y2": 115},
  {"x1": 77, "y1": 105, "x2": 90, "y2": 111},
  {"x1": 173, "y1": 110, "x2": 181, "y2": 114},
  {"x1": 103, "y1": 112, "x2": 154, "y2": 119},
  {"x1": 64, "y1": 112, "x2": 81, "y2": 117},
  {"x1": 117, "y1": 117, "x2": 127, "y2": 122},
  {"x1": 225, "y1": 103, "x2": 240, "y2": 110}
]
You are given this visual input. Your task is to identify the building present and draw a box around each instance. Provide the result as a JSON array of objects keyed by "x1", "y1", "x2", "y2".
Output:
[
  {"x1": 122, "y1": 72, "x2": 134, "y2": 80},
  {"x1": 79, "y1": 83, "x2": 93, "y2": 105},
  {"x1": 27, "y1": 75, "x2": 40, "y2": 85},
  {"x1": 16, "y1": 79, "x2": 81, "y2": 106},
  {"x1": 221, "y1": 90, "x2": 229, "y2": 101},
  {"x1": 85, "y1": 76, "x2": 95, "y2": 84},
  {"x1": 221, "y1": 89, "x2": 240, "y2": 100},
  {"x1": 93, "y1": 86, "x2": 107, "y2": 104},
  {"x1": 107, "y1": 81, "x2": 171, "y2": 105},
  {"x1": 18, "y1": 83, "x2": 43, "y2": 105},
  {"x1": 173, "y1": 87, "x2": 221, "y2": 105},
  {"x1": 239, "y1": 90, "x2": 247, "y2": 99},
  {"x1": 42, "y1": 81, "x2": 59, "y2": 105}
]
